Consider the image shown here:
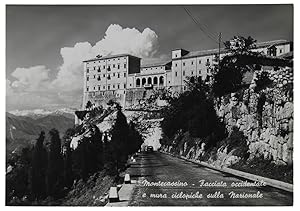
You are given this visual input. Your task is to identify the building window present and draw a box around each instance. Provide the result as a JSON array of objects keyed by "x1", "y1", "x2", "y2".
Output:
[
  {"x1": 191, "y1": 71, "x2": 194, "y2": 75},
  {"x1": 130, "y1": 84, "x2": 132, "y2": 87},
  {"x1": 159, "y1": 76, "x2": 164, "y2": 85},
  {"x1": 97, "y1": 67, "x2": 100, "y2": 72},
  {"x1": 191, "y1": 61, "x2": 194, "y2": 65},
  {"x1": 183, "y1": 86, "x2": 186, "y2": 91},
  {"x1": 108, "y1": 75, "x2": 111, "y2": 80},
  {"x1": 97, "y1": 76, "x2": 101, "y2": 81},
  {"x1": 113, "y1": 84, "x2": 115, "y2": 89},
  {"x1": 87, "y1": 69, "x2": 89, "y2": 73},
  {"x1": 124, "y1": 63, "x2": 127, "y2": 68},
  {"x1": 103, "y1": 85, "x2": 105, "y2": 89},
  {"x1": 199, "y1": 60, "x2": 201, "y2": 64},
  {"x1": 183, "y1": 62, "x2": 185, "y2": 66},
  {"x1": 136, "y1": 78, "x2": 141, "y2": 87},
  {"x1": 87, "y1": 76, "x2": 89, "y2": 81},
  {"x1": 142, "y1": 78, "x2": 146, "y2": 85},
  {"x1": 113, "y1": 64, "x2": 115, "y2": 68},
  {"x1": 183, "y1": 71, "x2": 185, "y2": 76},
  {"x1": 153, "y1": 77, "x2": 158, "y2": 85},
  {"x1": 103, "y1": 65, "x2": 105, "y2": 69},
  {"x1": 175, "y1": 63, "x2": 177, "y2": 67},
  {"x1": 148, "y1": 77, "x2": 152, "y2": 85},
  {"x1": 124, "y1": 83, "x2": 126, "y2": 88},
  {"x1": 94, "y1": 67, "x2": 96, "y2": 70},
  {"x1": 118, "y1": 73, "x2": 120, "y2": 78},
  {"x1": 124, "y1": 73, "x2": 126, "y2": 77},
  {"x1": 94, "y1": 86, "x2": 96, "y2": 90},
  {"x1": 118, "y1": 64, "x2": 120, "y2": 69},
  {"x1": 103, "y1": 74, "x2": 105, "y2": 78},
  {"x1": 86, "y1": 87, "x2": 89, "y2": 91},
  {"x1": 175, "y1": 72, "x2": 177, "y2": 77},
  {"x1": 98, "y1": 86, "x2": 100, "y2": 91},
  {"x1": 207, "y1": 58, "x2": 209, "y2": 62},
  {"x1": 113, "y1": 73, "x2": 115, "y2": 77},
  {"x1": 93, "y1": 75, "x2": 96, "y2": 79},
  {"x1": 280, "y1": 49, "x2": 283, "y2": 53},
  {"x1": 169, "y1": 81, "x2": 171, "y2": 84},
  {"x1": 117, "y1": 84, "x2": 120, "y2": 89}
]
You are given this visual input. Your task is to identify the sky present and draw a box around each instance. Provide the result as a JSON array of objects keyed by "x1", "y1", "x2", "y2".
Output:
[{"x1": 6, "y1": 4, "x2": 293, "y2": 111}]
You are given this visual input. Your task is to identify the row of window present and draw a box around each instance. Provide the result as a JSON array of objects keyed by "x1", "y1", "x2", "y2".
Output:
[
  {"x1": 173, "y1": 58, "x2": 211, "y2": 67},
  {"x1": 174, "y1": 69, "x2": 211, "y2": 77},
  {"x1": 86, "y1": 83, "x2": 128, "y2": 91},
  {"x1": 136, "y1": 76, "x2": 164, "y2": 87},
  {"x1": 86, "y1": 57, "x2": 127, "y2": 65},
  {"x1": 86, "y1": 72, "x2": 127, "y2": 81},
  {"x1": 86, "y1": 63, "x2": 127, "y2": 73},
  {"x1": 142, "y1": 66, "x2": 165, "y2": 71}
]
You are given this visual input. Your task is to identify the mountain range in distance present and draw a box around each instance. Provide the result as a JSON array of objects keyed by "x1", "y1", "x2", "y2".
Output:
[
  {"x1": 6, "y1": 108, "x2": 76, "y2": 153},
  {"x1": 9, "y1": 108, "x2": 76, "y2": 120}
]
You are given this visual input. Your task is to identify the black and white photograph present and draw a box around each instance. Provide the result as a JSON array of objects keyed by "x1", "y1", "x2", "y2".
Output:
[{"x1": 4, "y1": 3, "x2": 295, "y2": 206}]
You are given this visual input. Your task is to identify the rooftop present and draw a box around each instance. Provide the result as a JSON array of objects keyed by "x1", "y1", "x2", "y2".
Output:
[
  {"x1": 141, "y1": 60, "x2": 171, "y2": 68},
  {"x1": 83, "y1": 53, "x2": 141, "y2": 62},
  {"x1": 173, "y1": 40, "x2": 291, "y2": 60}
]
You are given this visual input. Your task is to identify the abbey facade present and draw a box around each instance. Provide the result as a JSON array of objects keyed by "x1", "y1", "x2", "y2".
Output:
[{"x1": 82, "y1": 40, "x2": 292, "y2": 109}]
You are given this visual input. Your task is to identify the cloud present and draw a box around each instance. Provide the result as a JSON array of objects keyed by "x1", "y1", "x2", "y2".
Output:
[
  {"x1": 52, "y1": 24, "x2": 159, "y2": 91},
  {"x1": 92, "y1": 24, "x2": 159, "y2": 58},
  {"x1": 51, "y1": 42, "x2": 93, "y2": 91},
  {"x1": 10, "y1": 65, "x2": 51, "y2": 92},
  {"x1": 7, "y1": 24, "x2": 160, "y2": 110}
]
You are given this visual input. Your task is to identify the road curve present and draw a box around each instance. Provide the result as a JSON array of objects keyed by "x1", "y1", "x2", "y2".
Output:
[{"x1": 126, "y1": 152, "x2": 293, "y2": 206}]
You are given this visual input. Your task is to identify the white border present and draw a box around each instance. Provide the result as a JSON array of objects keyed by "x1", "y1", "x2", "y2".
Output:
[{"x1": 1, "y1": 1, "x2": 298, "y2": 211}]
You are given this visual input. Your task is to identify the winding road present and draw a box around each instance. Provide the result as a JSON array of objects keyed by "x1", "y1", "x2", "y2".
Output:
[{"x1": 126, "y1": 152, "x2": 293, "y2": 206}]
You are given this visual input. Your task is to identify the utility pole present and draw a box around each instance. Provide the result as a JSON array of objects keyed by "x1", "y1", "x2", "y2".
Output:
[{"x1": 218, "y1": 32, "x2": 222, "y2": 70}]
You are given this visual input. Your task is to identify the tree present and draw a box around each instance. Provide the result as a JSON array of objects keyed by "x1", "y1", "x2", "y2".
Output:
[
  {"x1": 62, "y1": 128, "x2": 75, "y2": 189},
  {"x1": 213, "y1": 36, "x2": 259, "y2": 97},
  {"x1": 31, "y1": 131, "x2": 47, "y2": 199},
  {"x1": 161, "y1": 76, "x2": 225, "y2": 146},
  {"x1": 128, "y1": 121, "x2": 143, "y2": 154},
  {"x1": 224, "y1": 36, "x2": 257, "y2": 55},
  {"x1": 86, "y1": 101, "x2": 93, "y2": 110},
  {"x1": 110, "y1": 110, "x2": 129, "y2": 172},
  {"x1": 46, "y1": 129, "x2": 63, "y2": 197}
]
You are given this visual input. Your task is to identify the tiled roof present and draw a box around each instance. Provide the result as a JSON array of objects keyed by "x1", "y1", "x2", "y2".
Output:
[
  {"x1": 174, "y1": 40, "x2": 291, "y2": 60},
  {"x1": 83, "y1": 54, "x2": 141, "y2": 62},
  {"x1": 141, "y1": 60, "x2": 171, "y2": 68}
]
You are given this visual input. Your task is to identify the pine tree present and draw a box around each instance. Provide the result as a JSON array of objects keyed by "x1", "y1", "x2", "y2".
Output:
[
  {"x1": 62, "y1": 128, "x2": 75, "y2": 189},
  {"x1": 110, "y1": 110, "x2": 129, "y2": 172},
  {"x1": 31, "y1": 131, "x2": 47, "y2": 199},
  {"x1": 46, "y1": 129, "x2": 63, "y2": 197}
]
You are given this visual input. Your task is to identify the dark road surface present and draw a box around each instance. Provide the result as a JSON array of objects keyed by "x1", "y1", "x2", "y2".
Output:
[{"x1": 127, "y1": 152, "x2": 293, "y2": 206}]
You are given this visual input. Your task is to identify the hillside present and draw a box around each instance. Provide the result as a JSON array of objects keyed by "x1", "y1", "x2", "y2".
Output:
[{"x1": 6, "y1": 112, "x2": 75, "y2": 154}]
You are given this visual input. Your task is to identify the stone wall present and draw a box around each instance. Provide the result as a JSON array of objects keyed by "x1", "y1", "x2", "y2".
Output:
[
  {"x1": 216, "y1": 67, "x2": 293, "y2": 165},
  {"x1": 161, "y1": 67, "x2": 293, "y2": 167}
]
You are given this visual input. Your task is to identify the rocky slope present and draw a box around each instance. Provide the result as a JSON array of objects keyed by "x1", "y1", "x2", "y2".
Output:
[{"x1": 160, "y1": 67, "x2": 293, "y2": 173}]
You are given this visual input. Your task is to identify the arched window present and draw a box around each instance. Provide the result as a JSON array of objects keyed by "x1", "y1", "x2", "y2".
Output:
[
  {"x1": 142, "y1": 78, "x2": 146, "y2": 86},
  {"x1": 153, "y1": 77, "x2": 158, "y2": 85},
  {"x1": 148, "y1": 77, "x2": 152, "y2": 85},
  {"x1": 136, "y1": 78, "x2": 141, "y2": 87},
  {"x1": 159, "y1": 76, "x2": 164, "y2": 85}
]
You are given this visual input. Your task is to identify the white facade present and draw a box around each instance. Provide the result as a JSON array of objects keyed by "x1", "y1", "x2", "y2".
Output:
[{"x1": 82, "y1": 40, "x2": 292, "y2": 107}]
